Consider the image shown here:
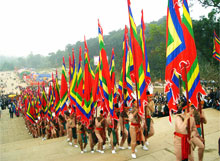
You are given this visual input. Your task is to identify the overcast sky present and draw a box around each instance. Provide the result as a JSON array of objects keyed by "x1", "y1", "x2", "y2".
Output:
[{"x1": 0, "y1": 0, "x2": 212, "y2": 57}]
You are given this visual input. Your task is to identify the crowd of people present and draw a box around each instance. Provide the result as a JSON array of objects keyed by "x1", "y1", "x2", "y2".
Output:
[
  {"x1": 0, "y1": 96, "x2": 20, "y2": 118},
  {"x1": 21, "y1": 94, "x2": 155, "y2": 158},
  {"x1": 1, "y1": 86, "x2": 219, "y2": 160},
  {"x1": 152, "y1": 92, "x2": 169, "y2": 117},
  {"x1": 203, "y1": 87, "x2": 220, "y2": 110},
  {"x1": 20, "y1": 92, "x2": 211, "y2": 160}
]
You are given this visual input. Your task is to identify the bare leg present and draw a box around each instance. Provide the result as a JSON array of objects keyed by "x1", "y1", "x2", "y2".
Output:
[{"x1": 130, "y1": 126, "x2": 137, "y2": 154}]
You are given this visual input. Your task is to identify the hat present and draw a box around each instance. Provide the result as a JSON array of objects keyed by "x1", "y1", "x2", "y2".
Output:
[
  {"x1": 146, "y1": 90, "x2": 153, "y2": 97},
  {"x1": 147, "y1": 94, "x2": 153, "y2": 97},
  {"x1": 182, "y1": 103, "x2": 193, "y2": 110}
]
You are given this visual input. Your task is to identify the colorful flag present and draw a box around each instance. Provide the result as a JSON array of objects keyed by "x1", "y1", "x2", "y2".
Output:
[
  {"x1": 122, "y1": 26, "x2": 134, "y2": 106},
  {"x1": 181, "y1": 0, "x2": 206, "y2": 108},
  {"x1": 118, "y1": 68, "x2": 124, "y2": 108},
  {"x1": 167, "y1": 88, "x2": 177, "y2": 123},
  {"x1": 98, "y1": 20, "x2": 114, "y2": 118},
  {"x1": 69, "y1": 54, "x2": 74, "y2": 83},
  {"x1": 165, "y1": 0, "x2": 186, "y2": 112},
  {"x1": 59, "y1": 57, "x2": 69, "y2": 115},
  {"x1": 75, "y1": 47, "x2": 84, "y2": 118},
  {"x1": 213, "y1": 31, "x2": 220, "y2": 61},
  {"x1": 51, "y1": 73, "x2": 56, "y2": 113},
  {"x1": 118, "y1": 27, "x2": 128, "y2": 102},
  {"x1": 42, "y1": 83, "x2": 48, "y2": 115},
  {"x1": 165, "y1": 0, "x2": 186, "y2": 81},
  {"x1": 36, "y1": 82, "x2": 42, "y2": 118},
  {"x1": 92, "y1": 60, "x2": 101, "y2": 111},
  {"x1": 109, "y1": 48, "x2": 117, "y2": 105},
  {"x1": 55, "y1": 70, "x2": 61, "y2": 115},
  {"x1": 69, "y1": 48, "x2": 77, "y2": 108},
  {"x1": 127, "y1": 0, "x2": 146, "y2": 116},
  {"x1": 26, "y1": 99, "x2": 36, "y2": 124},
  {"x1": 78, "y1": 37, "x2": 95, "y2": 125},
  {"x1": 140, "y1": 10, "x2": 151, "y2": 87},
  {"x1": 47, "y1": 83, "x2": 53, "y2": 119},
  {"x1": 125, "y1": 30, "x2": 134, "y2": 102}
]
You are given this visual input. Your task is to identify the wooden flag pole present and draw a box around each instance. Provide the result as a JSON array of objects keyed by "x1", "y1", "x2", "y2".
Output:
[
  {"x1": 183, "y1": 64, "x2": 191, "y2": 155},
  {"x1": 198, "y1": 93, "x2": 205, "y2": 145},
  {"x1": 95, "y1": 104, "x2": 98, "y2": 118}
]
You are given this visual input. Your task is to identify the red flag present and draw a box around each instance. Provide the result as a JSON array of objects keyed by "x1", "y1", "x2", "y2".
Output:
[{"x1": 59, "y1": 57, "x2": 69, "y2": 115}]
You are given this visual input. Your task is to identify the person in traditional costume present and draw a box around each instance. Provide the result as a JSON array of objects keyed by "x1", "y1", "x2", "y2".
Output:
[
  {"x1": 143, "y1": 92, "x2": 155, "y2": 150},
  {"x1": 119, "y1": 103, "x2": 130, "y2": 150},
  {"x1": 77, "y1": 122, "x2": 87, "y2": 153},
  {"x1": 129, "y1": 102, "x2": 144, "y2": 159},
  {"x1": 50, "y1": 120, "x2": 57, "y2": 138},
  {"x1": 71, "y1": 112, "x2": 78, "y2": 147},
  {"x1": 87, "y1": 115, "x2": 97, "y2": 153},
  {"x1": 58, "y1": 115, "x2": 65, "y2": 137},
  {"x1": 174, "y1": 104, "x2": 197, "y2": 161},
  {"x1": 45, "y1": 119, "x2": 51, "y2": 139},
  {"x1": 65, "y1": 111, "x2": 71, "y2": 143},
  {"x1": 95, "y1": 114, "x2": 105, "y2": 154},
  {"x1": 191, "y1": 104, "x2": 207, "y2": 161},
  {"x1": 106, "y1": 114, "x2": 118, "y2": 153}
]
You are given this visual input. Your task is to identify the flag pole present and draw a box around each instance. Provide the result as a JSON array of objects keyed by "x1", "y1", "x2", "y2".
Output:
[
  {"x1": 183, "y1": 64, "x2": 191, "y2": 155},
  {"x1": 95, "y1": 103, "x2": 98, "y2": 118},
  {"x1": 198, "y1": 93, "x2": 205, "y2": 144}
]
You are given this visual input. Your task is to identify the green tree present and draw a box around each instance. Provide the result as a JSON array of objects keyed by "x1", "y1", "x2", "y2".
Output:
[{"x1": 197, "y1": 0, "x2": 220, "y2": 10}]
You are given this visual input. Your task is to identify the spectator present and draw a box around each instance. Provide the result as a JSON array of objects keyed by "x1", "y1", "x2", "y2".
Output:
[
  {"x1": 214, "y1": 99, "x2": 220, "y2": 111},
  {"x1": 157, "y1": 103, "x2": 163, "y2": 117},
  {"x1": 215, "y1": 87, "x2": 220, "y2": 101},
  {"x1": 9, "y1": 104, "x2": 14, "y2": 118},
  {"x1": 163, "y1": 103, "x2": 169, "y2": 116}
]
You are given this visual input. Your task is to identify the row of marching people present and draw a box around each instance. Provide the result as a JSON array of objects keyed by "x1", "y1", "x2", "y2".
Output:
[
  {"x1": 64, "y1": 93, "x2": 155, "y2": 159},
  {"x1": 22, "y1": 94, "x2": 155, "y2": 159},
  {"x1": 22, "y1": 93, "x2": 207, "y2": 160}
]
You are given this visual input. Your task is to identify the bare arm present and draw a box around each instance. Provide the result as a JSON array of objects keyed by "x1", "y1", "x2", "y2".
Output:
[
  {"x1": 148, "y1": 101, "x2": 155, "y2": 113},
  {"x1": 201, "y1": 111, "x2": 207, "y2": 124}
]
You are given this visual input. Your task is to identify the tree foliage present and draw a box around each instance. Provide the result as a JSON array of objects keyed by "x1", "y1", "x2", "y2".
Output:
[{"x1": 197, "y1": 0, "x2": 220, "y2": 10}]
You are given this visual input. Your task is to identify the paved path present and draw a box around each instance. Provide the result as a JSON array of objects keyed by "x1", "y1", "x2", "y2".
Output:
[{"x1": 0, "y1": 108, "x2": 219, "y2": 161}]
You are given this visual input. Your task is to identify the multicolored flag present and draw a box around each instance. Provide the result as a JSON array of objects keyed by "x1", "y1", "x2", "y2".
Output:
[
  {"x1": 167, "y1": 88, "x2": 177, "y2": 123},
  {"x1": 26, "y1": 99, "x2": 36, "y2": 124},
  {"x1": 140, "y1": 10, "x2": 151, "y2": 87},
  {"x1": 47, "y1": 82, "x2": 53, "y2": 119},
  {"x1": 181, "y1": 0, "x2": 206, "y2": 108},
  {"x1": 92, "y1": 60, "x2": 101, "y2": 110},
  {"x1": 59, "y1": 57, "x2": 69, "y2": 115},
  {"x1": 127, "y1": 0, "x2": 146, "y2": 116},
  {"x1": 118, "y1": 27, "x2": 128, "y2": 102},
  {"x1": 78, "y1": 37, "x2": 95, "y2": 125},
  {"x1": 118, "y1": 68, "x2": 124, "y2": 108},
  {"x1": 55, "y1": 70, "x2": 61, "y2": 115},
  {"x1": 69, "y1": 48, "x2": 77, "y2": 108},
  {"x1": 75, "y1": 47, "x2": 84, "y2": 118},
  {"x1": 36, "y1": 82, "x2": 42, "y2": 118},
  {"x1": 109, "y1": 48, "x2": 117, "y2": 105},
  {"x1": 165, "y1": 0, "x2": 186, "y2": 112},
  {"x1": 42, "y1": 83, "x2": 48, "y2": 115},
  {"x1": 122, "y1": 26, "x2": 134, "y2": 106},
  {"x1": 51, "y1": 73, "x2": 56, "y2": 113},
  {"x1": 98, "y1": 20, "x2": 114, "y2": 118},
  {"x1": 213, "y1": 31, "x2": 220, "y2": 61},
  {"x1": 69, "y1": 54, "x2": 74, "y2": 83}
]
